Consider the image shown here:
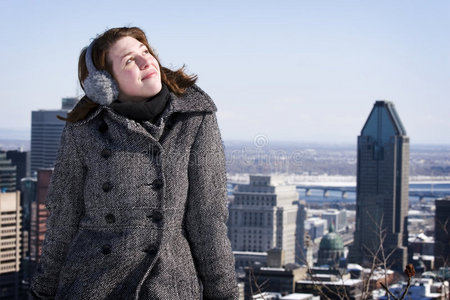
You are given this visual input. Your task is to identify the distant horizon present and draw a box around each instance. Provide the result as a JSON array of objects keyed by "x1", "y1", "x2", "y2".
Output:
[{"x1": 2, "y1": 134, "x2": 450, "y2": 151}]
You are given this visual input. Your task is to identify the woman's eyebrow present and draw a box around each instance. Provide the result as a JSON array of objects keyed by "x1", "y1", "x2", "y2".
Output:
[{"x1": 121, "y1": 44, "x2": 146, "y2": 61}]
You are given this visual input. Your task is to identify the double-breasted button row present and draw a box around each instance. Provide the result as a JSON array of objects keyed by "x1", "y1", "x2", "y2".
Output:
[
  {"x1": 101, "y1": 148, "x2": 111, "y2": 158},
  {"x1": 151, "y1": 179, "x2": 164, "y2": 190},
  {"x1": 102, "y1": 182, "x2": 113, "y2": 192},
  {"x1": 146, "y1": 211, "x2": 163, "y2": 224},
  {"x1": 143, "y1": 245, "x2": 158, "y2": 255},
  {"x1": 101, "y1": 244, "x2": 111, "y2": 255},
  {"x1": 105, "y1": 213, "x2": 115, "y2": 224}
]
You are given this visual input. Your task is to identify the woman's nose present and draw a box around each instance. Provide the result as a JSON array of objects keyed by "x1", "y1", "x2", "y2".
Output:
[{"x1": 137, "y1": 56, "x2": 149, "y2": 70}]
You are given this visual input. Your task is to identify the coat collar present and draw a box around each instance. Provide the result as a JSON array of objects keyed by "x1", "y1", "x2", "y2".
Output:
[
  {"x1": 170, "y1": 84, "x2": 217, "y2": 113},
  {"x1": 73, "y1": 84, "x2": 216, "y2": 126}
]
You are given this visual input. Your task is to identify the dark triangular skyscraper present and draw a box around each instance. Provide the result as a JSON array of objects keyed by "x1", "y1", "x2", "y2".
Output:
[{"x1": 348, "y1": 101, "x2": 409, "y2": 271}]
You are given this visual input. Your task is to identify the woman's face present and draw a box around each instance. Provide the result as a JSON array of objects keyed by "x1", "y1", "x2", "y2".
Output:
[{"x1": 108, "y1": 36, "x2": 162, "y2": 102}]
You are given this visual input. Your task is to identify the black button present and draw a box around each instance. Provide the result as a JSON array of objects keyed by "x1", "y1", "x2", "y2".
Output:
[
  {"x1": 152, "y1": 211, "x2": 163, "y2": 223},
  {"x1": 143, "y1": 246, "x2": 158, "y2": 255},
  {"x1": 147, "y1": 211, "x2": 163, "y2": 223},
  {"x1": 99, "y1": 123, "x2": 108, "y2": 133},
  {"x1": 101, "y1": 244, "x2": 111, "y2": 255},
  {"x1": 151, "y1": 179, "x2": 164, "y2": 190},
  {"x1": 101, "y1": 148, "x2": 111, "y2": 158},
  {"x1": 105, "y1": 213, "x2": 115, "y2": 224},
  {"x1": 102, "y1": 182, "x2": 112, "y2": 192}
]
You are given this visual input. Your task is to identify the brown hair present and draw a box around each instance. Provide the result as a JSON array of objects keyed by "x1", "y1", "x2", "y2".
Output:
[{"x1": 64, "y1": 27, "x2": 197, "y2": 122}]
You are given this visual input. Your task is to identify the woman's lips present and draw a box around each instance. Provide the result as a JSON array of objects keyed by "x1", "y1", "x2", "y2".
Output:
[{"x1": 142, "y1": 70, "x2": 157, "y2": 80}]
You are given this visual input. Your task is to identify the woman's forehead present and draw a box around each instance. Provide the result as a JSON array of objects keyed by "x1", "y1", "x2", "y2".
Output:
[{"x1": 109, "y1": 37, "x2": 145, "y2": 59}]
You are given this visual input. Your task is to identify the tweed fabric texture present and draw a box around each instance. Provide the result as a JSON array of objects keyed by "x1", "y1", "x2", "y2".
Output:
[{"x1": 30, "y1": 85, "x2": 239, "y2": 299}]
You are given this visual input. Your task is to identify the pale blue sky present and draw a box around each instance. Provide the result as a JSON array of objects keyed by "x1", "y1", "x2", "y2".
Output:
[{"x1": 0, "y1": 0, "x2": 449, "y2": 145}]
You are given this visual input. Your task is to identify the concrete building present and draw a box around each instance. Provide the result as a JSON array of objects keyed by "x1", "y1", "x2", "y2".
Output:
[
  {"x1": 435, "y1": 197, "x2": 450, "y2": 269},
  {"x1": 251, "y1": 293, "x2": 283, "y2": 300},
  {"x1": 378, "y1": 278, "x2": 448, "y2": 300},
  {"x1": 295, "y1": 278, "x2": 363, "y2": 300},
  {"x1": 251, "y1": 292, "x2": 318, "y2": 300},
  {"x1": 348, "y1": 101, "x2": 409, "y2": 271},
  {"x1": 30, "y1": 98, "x2": 77, "y2": 175},
  {"x1": 0, "y1": 191, "x2": 21, "y2": 299},
  {"x1": 0, "y1": 152, "x2": 16, "y2": 193},
  {"x1": 228, "y1": 175, "x2": 304, "y2": 264},
  {"x1": 408, "y1": 208, "x2": 434, "y2": 236},
  {"x1": 321, "y1": 209, "x2": 346, "y2": 232},
  {"x1": 245, "y1": 266, "x2": 307, "y2": 299},
  {"x1": 238, "y1": 282, "x2": 245, "y2": 300},
  {"x1": 304, "y1": 218, "x2": 327, "y2": 241},
  {"x1": 244, "y1": 249, "x2": 307, "y2": 299},
  {"x1": 234, "y1": 251, "x2": 267, "y2": 269},
  {"x1": 409, "y1": 233, "x2": 434, "y2": 257},
  {"x1": 280, "y1": 294, "x2": 319, "y2": 300}
]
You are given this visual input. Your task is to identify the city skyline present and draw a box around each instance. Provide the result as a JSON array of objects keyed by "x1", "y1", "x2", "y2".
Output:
[{"x1": 0, "y1": 0, "x2": 449, "y2": 145}]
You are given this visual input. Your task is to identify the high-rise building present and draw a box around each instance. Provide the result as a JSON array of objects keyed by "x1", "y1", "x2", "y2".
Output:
[
  {"x1": 0, "y1": 152, "x2": 17, "y2": 193},
  {"x1": 30, "y1": 110, "x2": 65, "y2": 175},
  {"x1": 228, "y1": 175, "x2": 304, "y2": 264},
  {"x1": 434, "y1": 197, "x2": 450, "y2": 269},
  {"x1": 348, "y1": 101, "x2": 409, "y2": 271},
  {"x1": 61, "y1": 97, "x2": 78, "y2": 110},
  {"x1": 0, "y1": 191, "x2": 21, "y2": 299},
  {"x1": 19, "y1": 177, "x2": 37, "y2": 289},
  {"x1": 30, "y1": 98, "x2": 77, "y2": 175},
  {"x1": 29, "y1": 169, "x2": 51, "y2": 277},
  {"x1": 6, "y1": 150, "x2": 30, "y2": 190}
]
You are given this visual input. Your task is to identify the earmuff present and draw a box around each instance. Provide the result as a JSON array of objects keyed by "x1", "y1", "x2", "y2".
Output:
[{"x1": 83, "y1": 40, "x2": 119, "y2": 105}]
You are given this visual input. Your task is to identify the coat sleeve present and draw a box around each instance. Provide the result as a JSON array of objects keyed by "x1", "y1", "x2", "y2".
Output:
[
  {"x1": 30, "y1": 124, "x2": 86, "y2": 298},
  {"x1": 185, "y1": 111, "x2": 239, "y2": 300}
]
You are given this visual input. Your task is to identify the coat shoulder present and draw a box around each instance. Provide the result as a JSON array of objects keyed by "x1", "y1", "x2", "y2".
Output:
[
  {"x1": 68, "y1": 103, "x2": 104, "y2": 127},
  {"x1": 170, "y1": 84, "x2": 217, "y2": 113}
]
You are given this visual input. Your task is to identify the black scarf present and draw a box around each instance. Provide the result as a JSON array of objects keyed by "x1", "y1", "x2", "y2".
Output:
[{"x1": 110, "y1": 84, "x2": 170, "y2": 123}]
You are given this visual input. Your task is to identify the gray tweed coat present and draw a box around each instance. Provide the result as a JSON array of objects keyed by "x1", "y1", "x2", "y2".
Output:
[{"x1": 30, "y1": 85, "x2": 239, "y2": 300}]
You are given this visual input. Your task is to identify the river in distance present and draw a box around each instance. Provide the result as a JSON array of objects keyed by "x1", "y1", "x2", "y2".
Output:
[{"x1": 296, "y1": 183, "x2": 450, "y2": 203}]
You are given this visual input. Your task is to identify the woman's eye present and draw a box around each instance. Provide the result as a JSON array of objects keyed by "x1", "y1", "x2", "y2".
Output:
[
  {"x1": 143, "y1": 50, "x2": 149, "y2": 55},
  {"x1": 125, "y1": 57, "x2": 134, "y2": 65}
]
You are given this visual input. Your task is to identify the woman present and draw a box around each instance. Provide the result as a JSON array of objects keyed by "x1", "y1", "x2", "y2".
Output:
[{"x1": 31, "y1": 27, "x2": 239, "y2": 299}]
